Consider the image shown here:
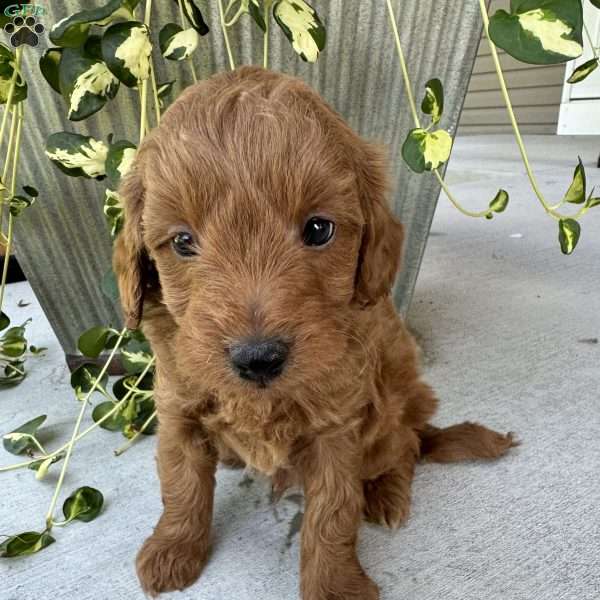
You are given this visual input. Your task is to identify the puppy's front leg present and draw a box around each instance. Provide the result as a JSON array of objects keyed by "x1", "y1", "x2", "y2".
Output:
[
  {"x1": 300, "y1": 435, "x2": 379, "y2": 600},
  {"x1": 136, "y1": 409, "x2": 217, "y2": 596}
]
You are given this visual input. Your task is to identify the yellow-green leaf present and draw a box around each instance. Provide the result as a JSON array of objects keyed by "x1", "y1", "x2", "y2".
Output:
[
  {"x1": 558, "y1": 218, "x2": 581, "y2": 255},
  {"x1": 567, "y1": 58, "x2": 599, "y2": 84},
  {"x1": 402, "y1": 128, "x2": 453, "y2": 174},
  {"x1": 421, "y1": 78, "x2": 444, "y2": 125},
  {"x1": 489, "y1": 189, "x2": 509, "y2": 213},
  {"x1": 563, "y1": 158, "x2": 586, "y2": 204}
]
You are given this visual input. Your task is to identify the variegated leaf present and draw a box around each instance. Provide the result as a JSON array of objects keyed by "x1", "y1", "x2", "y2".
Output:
[
  {"x1": 0, "y1": 43, "x2": 27, "y2": 104},
  {"x1": 104, "y1": 189, "x2": 124, "y2": 236},
  {"x1": 159, "y1": 24, "x2": 199, "y2": 61},
  {"x1": 58, "y1": 47, "x2": 119, "y2": 121},
  {"x1": 567, "y1": 58, "x2": 599, "y2": 84},
  {"x1": 2, "y1": 415, "x2": 46, "y2": 455},
  {"x1": 421, "y1": 78, "x2": 444, "y2": 125},
  {"x1": 50, "y1": 0, "x2": 140, "y2": 48},
  {"x1": 45, "y1": 132, "x2": 108, "y2": 179},
  {"x1": 489, "y1": 0, "x2": 583, "y2": 65},
  {"x1": 9, "y1": 194, "x2": 34, "y2": 217},
  {"x1": 586, "y1": 196, "x2": 600, "y2": 209},
  {"x1": 0, "y1": 531, "x2": 55, "y2": 558},
  {"x1": 563, "y1": 158, "x2": 586, "y2": 204},
  {"x1": 402, "y1": 128, "x2": 453, "y2": 174},
  {"x1": 39, "y1": 48, "x2": 63, "y2": 94},
  {"x1": 558, "y1": 218, "x2": 581, "y2": 255},
  {"x1": 102, "y1": 21, "x2": 152, "y2": 87},
  {"x1": 105, "y1": 139, "x2": 136, "y2": 186},
  {"x1": 489, "y1": 189, "x2": 510, "y2": 213},
  {"x1": 156, "y1": 80, "x2": 175, "y2": 109},
  {"x1": 170, "y1": 0, "x2": 209, "y2": 35},
  {"x1": 273, "y1": 0, "x2": 326, "y2": 63}
]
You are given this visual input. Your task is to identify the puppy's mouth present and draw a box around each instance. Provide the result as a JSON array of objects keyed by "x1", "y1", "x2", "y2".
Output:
[{"x1": 227, "y1": 336, "x2": 290, "y2": 388}]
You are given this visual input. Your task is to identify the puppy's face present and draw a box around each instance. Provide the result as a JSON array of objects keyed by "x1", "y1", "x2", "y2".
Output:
[{"x1": 114, "y1": 68, "x2": 403, "y2": 400}]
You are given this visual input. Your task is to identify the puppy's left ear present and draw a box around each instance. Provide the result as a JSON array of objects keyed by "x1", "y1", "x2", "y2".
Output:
[
  {"x1": 113, "y1": 164, "x2": 151, "y2": 329},
  {"x1": 353, "y1": 142, "x2": 404, "y2": 307}
]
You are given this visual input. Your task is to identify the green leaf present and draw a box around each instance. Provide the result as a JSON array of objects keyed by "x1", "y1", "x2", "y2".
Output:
[
  {"x1": 401, "y1": 128, "x2": 453, "y2": 174},
  {"x1": 39, "y1": 48, "x2": 64, "y2": 94},
  {"x1": 0, "y1": 531, "x2": 55, "y2": 557},
  {"x1": 586, "y1": 196, "x2": 600, "y2": 209},
  {"x1": 112, "y1": 371, "x2": 153, "y2": 401},
  {"x1": 273, "y1": 0, "x2": 326, "y2": 63},
  {"x1": 58, "y1": 47, "x2": 120, "y2": 121},
  {"x1": 105, "y1": 140, "x2": 136, "y2": 186},
  {"x1": 8, "y1": 194, "x2": 34, "y2": 217},
  {"x1": 102, "y1": 21, "x2": 152, "y2": 87},
  {"x1": 156, "y1": 80, "x2": 175, "y2": 109},
  {"x1": 28, "y1": 453, "x2": 65, "y2": 480},
  {"x1": 0, "y1": 323, "x2": 28, "y2": 357},
  {"x1": 0, "y1": 44, "x2": 27, "y2": 104},
  {"x1": 92, "y1": 401, "x2": 127, "y2": 431},
  {"x1": 120, "y1": 348, "x2": 153, "y2": 374},
  {"x1": 2, "y1": 415, "x2": 46, "y2": 455},
  {"x1": 421, "y1": 78, "x2": 444, "y2": 125},
  {"x1": 22, "y1": 185, "x2": 39, "y2": 197},
  {"x1": 0, "y1": 359, "x2": 25, "y2": 387},
  {"x1": 489, "y1": 189, "x2": 510, "y2": 213},
  {"x1": 558, "y1": 218, "x2": 581, "y2": 255},
  {"x1": 248, "y1": 0, "x2": 267, "y2": 31},
  {"x1": 45, "y1": 132, "x2": 108, "y2": 179},
  {"x1": 70, "y1": 363, "x2": 108, "y2": 400},
  {"x1": 563, "y1": 158, "x2": 586, "y2": 204},
  {"x1": 489, "y1": 1, "x2": 583, "y2": 65},
  {"x1": 171, "y1": 0, "x2": 210, "y2": 35},
  {"x1": 0, "y1": 311, "x2": 9, "y2": 331},
  {"x1": 103, "y1": 189, "x2": 124, "y2": 237},
  {"x1": 62, "y1": 486, "x2": 104, "y2": 523},
  {"x1": 78, "y1": 326, "x2": 112, "y2": 358},
  {"x1": 49, "y1": 0, "x2": 138, "y2": 48},
  {"x1": 567, "y1": 58, "x2": 599, "y2": 84},
  {"x1": 159, "y1": 24, "x2": 199, "y2": 61},
  {"x1": 101, "y1": 268, "x2": 120, "y2": 302}
]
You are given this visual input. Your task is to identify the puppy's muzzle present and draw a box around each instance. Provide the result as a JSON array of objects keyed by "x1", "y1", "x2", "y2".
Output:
[{"x1": 229, "y1": 337, "x2": 289, "y2": 385}]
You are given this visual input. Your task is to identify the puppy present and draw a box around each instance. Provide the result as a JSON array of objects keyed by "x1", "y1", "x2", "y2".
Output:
[{"x1": 114, "y1": 66, "x2": 514, "y2": 600}]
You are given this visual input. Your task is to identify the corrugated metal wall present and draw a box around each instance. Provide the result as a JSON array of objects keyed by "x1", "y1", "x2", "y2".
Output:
[{"x1": 459, "y1": 0, "x2": 566, "y2": 135}]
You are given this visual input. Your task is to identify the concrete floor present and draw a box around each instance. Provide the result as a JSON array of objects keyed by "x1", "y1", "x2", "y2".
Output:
[{"x1": 1, "y1": 135, "x2": 599, "y2": 600}]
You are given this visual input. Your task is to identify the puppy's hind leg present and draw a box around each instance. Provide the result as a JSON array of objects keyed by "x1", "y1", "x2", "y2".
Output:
[
  {"x1": 419, "y1": 422, "x2": 517, "y2": 463},
  {"x1": 363, "y1": 433, "x2": 419, "y2": 529}
]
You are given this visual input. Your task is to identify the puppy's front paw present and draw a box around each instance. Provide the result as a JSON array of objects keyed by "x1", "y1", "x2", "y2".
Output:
[
  {"x1": 136, "y1": 534, "x2": 208, "y2": 596},
  {"x1": 364, "y1": 471, "x2": 411, "y2": 529},
  {"x1": 303, "y1": 568, "x2": 379, "y2": 600}
]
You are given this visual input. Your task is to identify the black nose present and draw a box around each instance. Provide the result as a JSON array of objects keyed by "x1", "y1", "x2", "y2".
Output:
[{"x1": 229, "y1": 337, "x2": 289, "y2": 385}]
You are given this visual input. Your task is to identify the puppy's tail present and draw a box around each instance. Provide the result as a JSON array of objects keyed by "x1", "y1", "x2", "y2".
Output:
[{"x1": 419, "y1": 422, "x2": 517, "y2": 463}]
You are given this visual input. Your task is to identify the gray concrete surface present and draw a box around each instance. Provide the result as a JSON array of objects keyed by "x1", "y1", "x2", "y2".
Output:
[{"x1": 1, "y1": 135, "x2": 599, "y2": 600}]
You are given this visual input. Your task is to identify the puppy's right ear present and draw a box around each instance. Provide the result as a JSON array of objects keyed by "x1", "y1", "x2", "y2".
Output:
[{"x1": 113, "y1": 165, "x2": 148, "y2": 330}]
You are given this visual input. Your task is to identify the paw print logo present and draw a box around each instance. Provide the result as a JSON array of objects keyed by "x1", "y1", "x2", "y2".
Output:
[{"x1": 4, "y1": 16, "x2": 45, "y2": 48}]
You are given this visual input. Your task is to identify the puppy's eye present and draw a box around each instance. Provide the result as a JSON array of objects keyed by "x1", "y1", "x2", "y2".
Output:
[
  {"x1": 171, "y1": 231, "x2": 197, "y2": 257},
  {"x1": 302, "y1": 217, "x2": 335, "y2": 247}
]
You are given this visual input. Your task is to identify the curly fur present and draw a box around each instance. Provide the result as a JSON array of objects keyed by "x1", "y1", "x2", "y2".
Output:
[{"x1": 113, "y1": 67, "x2": 515, "y2": 600}]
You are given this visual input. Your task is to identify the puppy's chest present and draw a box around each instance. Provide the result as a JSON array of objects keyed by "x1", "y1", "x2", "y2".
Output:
[{"x1": 200, "y1": 395, "x2": 297, "y2": 476}]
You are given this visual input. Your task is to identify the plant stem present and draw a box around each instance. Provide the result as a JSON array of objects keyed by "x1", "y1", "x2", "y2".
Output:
[
  {"x1": 0, "y1": 47, "x2": 22, "y2": 152},
  {"x1": 385, "y1": 0, "x2": 420, "y2": 130},
  {"x1": 113, "y1": 409, "x2": 157, "y2": 456},
  {"x1": 478, "y1": 0, "x2": 587, "y2": 222},
  {"x1": 263, "y1": 0, "x2": 271, "y2": 69},
  {"x1": 0, "y1": 102, "x2": 23, "y2": 314},
  {"x1": 177, "y1": 0, "x2": 198, "y2": 82},
  {"x1": 45, "y1": 328, "x2": 128, "y2": 529},
  {"x1": 0, "y1": 106, "x2": 17, "y2": 239},
  {"x1": 385, "y1": 0, "x2": 492, "y2": 219},
  {"x1": 149, "y1": 62, "x2": 161, "y2": 125},
  {"x1": 138, "y1": 0, "x2": 153, "y2": 144},
  {"x1": 218, "y1": 0, "x2": 236, "y2": 70},
  {"x1": 0, "y1": 358, "x2": 156, "y2": 474},
  {"x1": 583, "y1": 22, "x2": 599, "y2": 61}
]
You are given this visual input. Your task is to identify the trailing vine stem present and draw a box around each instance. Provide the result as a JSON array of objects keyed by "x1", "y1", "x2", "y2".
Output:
[
  {"x1": 263, "y1": 0, "x2": 272, "y2": 69},
  {"x1": 0, "y1": 102, "x2": 24, "y2": 314},
  {"x1": 583, "y1": 22, "x2": 599, "y2": 61},
  {"x1": 0, "y1": 105, "x2": 17, "y2": 242},
  {"x1": 45, "y1": 327, "x2": 129, "y2": 530},
  {"x1": 477, "y1": 0, "x2": 589, "y2": 222},
  {"x1": 218, "y1": 0, "x2": 236, "y2": 70},
  {"x1": 177, "y1": 0, "x2": 198, "y2": 83},
  {"x1": 0, "y1": 356, "x2": 156, "y2": 474},
  {"x1": 113, "y1": 408, "x2": 157, "y2": 456},
  {"x1": 0, "y1": 46, "x2": 22, "y2": 153},
  {"x1": 384, "y1": 0, "x2": 492, "y2": 219}
]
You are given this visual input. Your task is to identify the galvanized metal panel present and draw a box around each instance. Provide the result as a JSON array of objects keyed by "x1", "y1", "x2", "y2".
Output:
[{"x1": 12, "y1": 0, "x2": 484, "y2": 355}]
